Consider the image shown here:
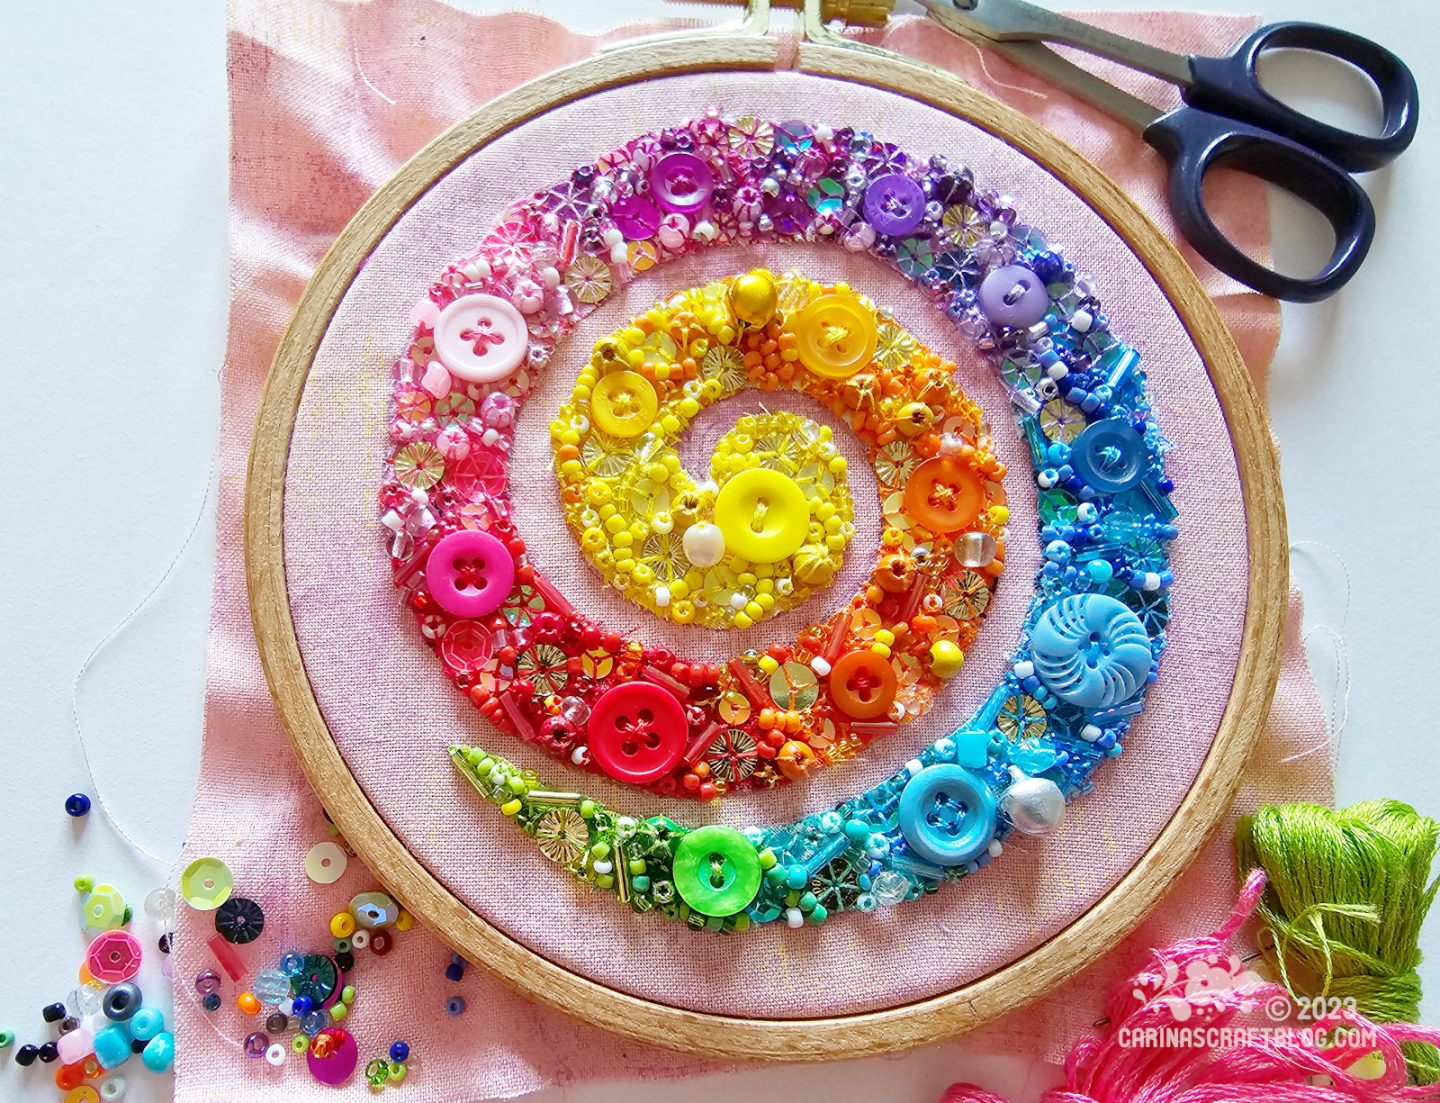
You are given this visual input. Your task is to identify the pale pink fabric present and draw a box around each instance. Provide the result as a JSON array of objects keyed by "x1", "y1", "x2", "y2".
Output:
[{"x1": 174, "y1": 3, "x2": 1325, "y2": 1099}]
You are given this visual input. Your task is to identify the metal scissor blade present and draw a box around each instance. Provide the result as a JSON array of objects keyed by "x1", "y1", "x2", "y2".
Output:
[
  {"x1": 925, "y1": 0, "x2": 1194, "y2": 87},
  {"x1": 983, "y1": 38, "x2": 1166, "y2": 133}
]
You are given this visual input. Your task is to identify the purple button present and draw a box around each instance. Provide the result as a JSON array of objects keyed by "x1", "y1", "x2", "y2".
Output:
[
  {"x1": 425, "y1": 529, "x2": 515, "y2": 619},
  {"x1": 862, "y1": 173, "x2": 926, "y2": 237},
  {"x1": 649, "y1": 152, "x2": 714, "y2": 215},
  {"x1": 977, "y1": 264, "x2": 1051, "y2": 328},
  {"x1": 611, "y1": 196, "x2": 661, "y2": 240}
]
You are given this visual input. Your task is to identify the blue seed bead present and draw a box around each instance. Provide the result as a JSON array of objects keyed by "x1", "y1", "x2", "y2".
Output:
[
  {"x1": 65, "y1": 793, "x2": 91, "y2": 817},
  {"x1": 446, "y1": 996, "x2": 466, "y2": 1017},
  {"x1": 141, "y1": 1031, "x2": 175, "y2": 1072},
  {"x1": 444, "y1": 952, "x2": 466, "y2": 983},
  {"x1": 42, "y1": 1003, "x2": 66, "y2": 1023},
  {"x1": 784, "y1": 865, "x2": 808, "y2": 890},
  {"x1": 300, "y1": 1010, "x2": 327, "y2": 1036},
  {"x1": 843, "y1": 819, "x2": 871, "y2": 844},
  {"x1": 201, "y1": 993, "x2": 221, "y2": 1013},
  {"x1": 389, "y1": 1041, "x2": 410, "y2": 1063},
  {"x1": 129, "y1": 1007, "x2": 164, "y2": 1042},
  {"x1": 279, "y1": 952, "x2": 306, "y2": 978},
  {"x1": 290, "y1": 995, "x2": 314, "y2": 1017},
  {"x1": 94, "y1": 1023, "x2": 133, "y2": 1070}
]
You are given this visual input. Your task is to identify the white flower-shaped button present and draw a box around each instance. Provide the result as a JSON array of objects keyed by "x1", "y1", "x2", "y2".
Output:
[{"x1": 433, "y1": 293, "x2": 528, "y2": 384}]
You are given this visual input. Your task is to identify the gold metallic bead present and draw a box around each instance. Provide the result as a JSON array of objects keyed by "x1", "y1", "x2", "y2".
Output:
[{"x1": 728, "y1": 269, "x2": 780, "y2": 327}]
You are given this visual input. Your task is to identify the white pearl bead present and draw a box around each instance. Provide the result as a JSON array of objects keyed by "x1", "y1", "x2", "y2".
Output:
[
  {"x1": 1071, "y1": 308, "x2": 1094, "y2": 333},
  {"x1": 602, "y1": 227, "x2": 624, "y2": 247},
  {"x1": 592, "y1": 860, "x2": 613, "y2": 875},
  {"x1": 682, "y1": 523, "x2": 726, "y2": 567},
  {"x1": 1004, "y1": 777, "x2": 1066, "y2": 835},
  {"x1": 461, "y1": 259, "x2": 492, "y2": 281},
  {"x1": 728, "y1": 592, "x2": 747, "y2": 611},
  {"x1": 785, "y1": 908, "x2": 805, "y2": 929},
  {"x1": 987, "y1": 838, "x2": 1003, "y2": 858},
  {"x1": 654, "y1": 586, "x2": 671, "y2": 608},
  {"x1": 1080, "y1": 724, "x2": 1102, "y2": 742},
  {"x1": 1013, "y1": 660, "x2": 1035, "y2": 680},
  {"x1": 609, "y1": 243, "x2": 628, "y2": 265},
  {"x1": 809, "y1": 656, "x2": 832, "y2": 676},
  {"x1": 540, "y1": 265, "x2": 560, "y2": 289}
]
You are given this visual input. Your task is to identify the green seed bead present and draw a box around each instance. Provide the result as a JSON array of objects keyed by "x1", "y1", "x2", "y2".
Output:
[
  {"x1": 341, "y1": 985, "x2": 357, "y2": 1004},
  {"x1": 799, "y1": 891, "x2": 817, "y2": 912},
  {"x1": 0, "y1": 1031, "x2": 14, "y2": 1048},
  {"x1": 631, "y1": 875, "x2": 651, "y2": 893},
  {"x1": 580, "y1": 799, "x2": 597, "y2": 818},
  {"x1": 589, "y1": 842, "x2": 608, "y2": 859},
  {"x1": 628, "y1": 858, "x2": 646, "y2": 876},
  {"x1": 758, "y1": 848, "x2": 778, "y2": 870},
  {"x1": 73, "y1": 876, "x2": 94, "y2": 893},
  {"x1": 388, "y1": 1062, "x2": 407, "y2": 1082},
  {"x1": 292, "y1": 1034, "x2": 310, "y2": 1053},
  {"x1": 331, "y1": 1002, "x2": 349, "y2": 1021},
  {"x1": 808, "y1": 903, "x2": 829, "y2": 925}
]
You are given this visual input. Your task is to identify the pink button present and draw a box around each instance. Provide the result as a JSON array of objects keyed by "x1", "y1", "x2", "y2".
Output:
[
  {"x1": 611, "y1": 196, "x2": 661, "y2": 241},
  {"x1": 425, "y1": 530, "x2": 514, "y2": 619},
  {"x1": 649, "y1": 153, "x2": 714, "y2": 215},
  {"x1": 87, "y1": 930, "x2": 142, "y2": 984},
  {"x1": 306, "y1": 1027, "x2": 358, "y2": 1086},
  {"x1": 587, "y1": 683, "x2": 687, "y2": 784},
  {"x1": 433, "y1": 294, "x2": 528, "y2": 384}
]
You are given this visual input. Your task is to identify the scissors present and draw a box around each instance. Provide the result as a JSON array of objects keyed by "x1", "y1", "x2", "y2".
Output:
[{"x1": 923, "y1": 0, "x2": 1420, "y2": 302}]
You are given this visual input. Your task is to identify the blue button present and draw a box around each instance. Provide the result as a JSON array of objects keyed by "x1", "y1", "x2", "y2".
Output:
[
  {"x1": 898, "y1": 764, "x2": 997, "y2": 866},
  {"x1": 1070, "y1": 419, "x2": 1146, "y2": 494},
  {"x1": 1030, "y1": 594, "x2": 1152, "y2": 708}
]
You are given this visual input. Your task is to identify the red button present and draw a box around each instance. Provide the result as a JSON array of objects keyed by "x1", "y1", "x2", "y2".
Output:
[
  {"x1": 425, "y1": 530, "x2": 514, "y2": 619},
  {"x1": 828, "y1": 651, "x2": 898, "y2": 720},
  {"x1": 587, "y1": 683, "x2": 686, "y2": 783},
  {"x1": 903, "y1": 456, "x2": 985, "y2": 534}
]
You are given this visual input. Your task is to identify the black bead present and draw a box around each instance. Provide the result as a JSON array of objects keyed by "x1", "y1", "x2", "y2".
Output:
[
  {"x1": 58, "y1": 1018, "x2": 79, "y2": 1034},
  {"x1": 158, "y1": 932, "x2": 172, "y2": 954},
  {"x1": 15, "y1": 1045, "x2": 38, "y2": 1067},
  {"x1": 335, "y1": 951, "x2": 355, "y2": 973},
  {"x1": 131, "y1": 1039, "x2": 148, "y2": 1054},
  {"x1": 41, "y1": 1003, "x2": 65, "y2": 1024},
  {"x1": 37, "y1": 1042, "x2": 58, "y2": 1063}
]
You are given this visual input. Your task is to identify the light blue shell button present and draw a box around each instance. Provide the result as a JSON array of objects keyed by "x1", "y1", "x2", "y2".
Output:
[
  {"x1": 898, "y1": 764, "x2": 998, "y2": 867},
  {"x1": 1030, "y1": 594, "x2": 1152, "y2": 709},
  {"x1": 1070, "y1": 419, "x2": 1147, "y2": 494}
]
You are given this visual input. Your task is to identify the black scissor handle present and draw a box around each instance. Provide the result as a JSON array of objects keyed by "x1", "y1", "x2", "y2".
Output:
[
  {"x1": 1144, "y1": 107, "x2": 1376, "y2": 303},
  {"x1": 1185, "y1": 21, "x2": 1419, "y2": 174}
]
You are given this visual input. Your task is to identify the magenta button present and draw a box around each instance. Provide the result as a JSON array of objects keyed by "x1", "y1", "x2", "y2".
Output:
[
  {"x1": 306, "y1": 1028, "x2": 358, "y2": 1086},
  {"x1": 977, "y1": 264, "x2": 1051, "y2": 328},
  {"x1": 862, "y1": 173, "x2": 926, "y2": 237},
  {"x1": 424, "y1": 529, "x2": 515, "y2": 619},
  {"x1": 611, "y1": 195, "x2": 662, "y2": 240},
  {"x1": 649, "y1": 152, "x2": 714, "y2": 215}
]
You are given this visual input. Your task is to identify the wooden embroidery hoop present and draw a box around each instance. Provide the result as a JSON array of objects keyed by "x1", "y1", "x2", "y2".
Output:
[{"x1": 245, "y1": 0, "x2": 1287, "y2": 1062}]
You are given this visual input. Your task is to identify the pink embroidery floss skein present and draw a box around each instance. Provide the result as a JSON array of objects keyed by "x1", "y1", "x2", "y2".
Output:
[{"x1": 943, "y1": 871, "x2": 1440, "y2": 1103}]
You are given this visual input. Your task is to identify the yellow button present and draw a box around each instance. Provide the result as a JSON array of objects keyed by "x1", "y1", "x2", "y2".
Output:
[
  {"x1": 793, "y1": 293, "x2": 877, "y2": 379},
  {"x1": 714, "y1": 469, "x2": 809, "y2": 564},
  {"x1": 591, "y1": 370, "x2": 658, "y2": 438}
]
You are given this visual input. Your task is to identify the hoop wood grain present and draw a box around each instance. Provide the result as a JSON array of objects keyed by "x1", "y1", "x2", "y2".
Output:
[{"x1": 244, "y1": 35, "x2": 1287, "y2": 1060}]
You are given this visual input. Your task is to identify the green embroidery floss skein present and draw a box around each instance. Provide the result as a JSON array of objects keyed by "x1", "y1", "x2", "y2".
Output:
[{"x1": 1238, "y1": 800, "x2": 1440, "y2": 1083}]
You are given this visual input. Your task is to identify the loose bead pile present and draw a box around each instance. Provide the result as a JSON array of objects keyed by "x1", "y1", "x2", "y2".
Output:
[
  {"x1": 179, "y1": 848, "x2": 421, "y2": 1089},
  {"x1": 4, "y1": 870, "x2": 176, "y2": 1098},
  {"x1": 401, "y1": 112, "x2": 1180, "y2": 932}
]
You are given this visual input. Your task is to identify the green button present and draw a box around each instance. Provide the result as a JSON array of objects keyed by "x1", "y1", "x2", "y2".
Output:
[
  {"x1": 671, "y1": 825, "x2": 762, "y2": 918},
  {"x1": 180, "y1": 857, "x2": 234, "y2": 911}
]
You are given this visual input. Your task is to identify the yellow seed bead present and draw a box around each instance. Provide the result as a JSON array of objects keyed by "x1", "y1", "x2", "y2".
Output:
[
  {"x1": 671, "y1": 601, "x2": 696, "y2": 624},
  {"x1": 501, "y1": 799, "x2": 523, "y2": 816},
  {"x1": 732, "y1": 612, "x2": 754, "y2": 629},
  {"x1": 989, "y1": 505, "x2": 1010, "y2": 524},
  {"x1": 875, "y1": 629, "x2": 895, "y2": 646},
  {"x1": 755, "y1": 593, "x2": 776, "y2": 610},
  {"x1": 757, "y1": 655, "x2": 780, "y2": 674},
  {"x1": 870, "y1": 643, "x2": 892, "y2": 659}
]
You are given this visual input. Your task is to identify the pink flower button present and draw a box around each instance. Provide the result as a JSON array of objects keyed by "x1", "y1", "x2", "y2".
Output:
[
  {"x1": 424, "y1": 530, "x2": 514, "y2": 619},
  {"x1": 433, "y1": 294, "x2": 528, "y2": 384},
  {"x1": 87, "y1": 930, "x2": 142, "y2": 984}
]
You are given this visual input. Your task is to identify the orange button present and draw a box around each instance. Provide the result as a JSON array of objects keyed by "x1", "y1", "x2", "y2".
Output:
[
  {"x1": 828, "y1": 650, "x2": 898, "y2": 720},
  {"x1": 903, "y1": 456, "x2": 984, "y2": 533}
]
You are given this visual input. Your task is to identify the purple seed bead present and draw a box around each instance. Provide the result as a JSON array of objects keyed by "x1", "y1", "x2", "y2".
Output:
[
  {"x1": 244, "y1": 1032, "x2": 269, "y2": 1059},
  {"x1": 977, "y1": 264, "x2": 1050, "y2": 328}
]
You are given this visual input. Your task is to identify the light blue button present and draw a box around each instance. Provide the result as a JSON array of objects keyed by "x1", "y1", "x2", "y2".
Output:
[
  {"x1": 1070, "y1": 419, "x2": 1146, "y2": 494},
  {"x1": 898, "y1": 764, "x2": 997, "y2": 867},
  {"x1": 1030, "y1": 594, "x2": 1152, "y2": 708}
]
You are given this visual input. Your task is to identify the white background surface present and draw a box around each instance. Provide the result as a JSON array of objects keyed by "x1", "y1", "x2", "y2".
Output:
[{"x1": 1, "y1": 2, "x2": 1436, "y2": 1101}]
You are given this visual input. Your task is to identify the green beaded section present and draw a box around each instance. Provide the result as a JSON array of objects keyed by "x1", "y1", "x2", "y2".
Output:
[{"x1": 450, "y1": 745, "x2": 771, "y2": 932}]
